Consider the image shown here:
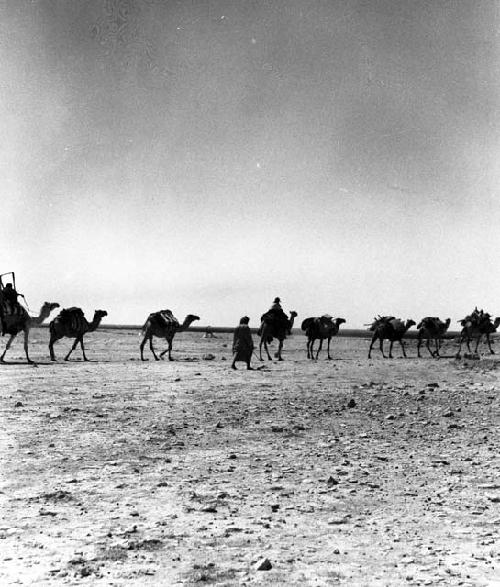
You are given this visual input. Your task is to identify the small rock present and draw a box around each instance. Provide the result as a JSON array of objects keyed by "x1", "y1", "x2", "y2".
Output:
[
  {"x1": 347, "y1": 399, "x2": 356, "y2": 408},
  {"x1": 255, "y1": 558, "x2": 272, "y2": 571},
  {"x1": 442, "y1": 410, "x2": 454, "y2": 418},
  {"x1": 14, "y1": 401, "x2": 23, "y2": 408},
  {"x1": 328, "y1": 516, "x2": 349, "y2": 525},
  {"x1": 327, "y1": 476, "x2": 339, "y2": 487},
  {"x1": 202, "y1": 354, "x2": 215, "y2": 360}
]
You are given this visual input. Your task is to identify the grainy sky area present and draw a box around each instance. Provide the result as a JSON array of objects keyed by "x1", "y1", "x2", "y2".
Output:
[{"x1": 2, "y1": 0, "x2": 499, "y2": 327}]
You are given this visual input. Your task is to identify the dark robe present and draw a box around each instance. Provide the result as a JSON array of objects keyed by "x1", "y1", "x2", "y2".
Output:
[{"x1": 232, "y1": 324, "x2": 254, "y2": 361}]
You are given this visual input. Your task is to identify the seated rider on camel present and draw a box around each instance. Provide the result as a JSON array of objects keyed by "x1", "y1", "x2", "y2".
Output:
[
  {"x1": 262, "y1": 297, "x2": 291, "y2": 333},
  {"x1": 0, "y1": 283, "x2": 25, "y2": 336}
]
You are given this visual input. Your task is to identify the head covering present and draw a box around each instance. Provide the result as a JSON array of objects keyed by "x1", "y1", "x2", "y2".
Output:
[
  {"x1": 240, "y1": 316, "x2": 250, "y2": 324},
  {"x1": 273, "y1": 297, "x2": 281, "y2": 303}
]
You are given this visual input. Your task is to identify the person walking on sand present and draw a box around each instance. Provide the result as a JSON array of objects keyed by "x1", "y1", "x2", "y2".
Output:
[{"x1": 231, "y1": 316, "x2": 254, "y2": 370}]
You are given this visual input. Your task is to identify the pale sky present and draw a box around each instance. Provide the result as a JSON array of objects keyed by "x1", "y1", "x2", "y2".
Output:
[{"x1": 2, "y1": 0, "x2": 499, "y2": 327}]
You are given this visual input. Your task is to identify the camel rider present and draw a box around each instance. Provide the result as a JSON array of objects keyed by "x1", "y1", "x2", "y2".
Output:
[
  {"x1": 0, "y1": 283, "x2": 24, "y2": 336},
  {"x1": 266, "y1": 297, "x2": 289, "y2": 329},
  {"x1": 2, "y1": 283, "x2": 24, "y2": 315}
]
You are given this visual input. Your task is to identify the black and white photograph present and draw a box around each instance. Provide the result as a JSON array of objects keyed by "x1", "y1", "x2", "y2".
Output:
[{"x1": 1, "y1": 0, "x2": 499, "y2": 584}]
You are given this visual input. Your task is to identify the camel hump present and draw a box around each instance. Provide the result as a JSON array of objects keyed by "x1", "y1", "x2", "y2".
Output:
[
  {"x1": 0, "y1": 300, "x2": 24, "y2": 318},
  {"x1": 301, "y1": 317, "x2": 315, "y2": 331},
  {"x1": 147, "y1": 310, "x2": 180, "y2": 330},
  {"x1": 389, "y1": 318, "x2": 404, "y2": 330},
  {"x1": 60, "y1": 307, "x2": 84, "y2": 318},
  {"x1": 417, "y1": 316, "x2": 439, "y2": 330},
  {"x1": 57, "y1": 307, "x2": 85, "y2": 331},
  {"x1": 370, "y1": 316, "x2": 394, "y2": 331}
]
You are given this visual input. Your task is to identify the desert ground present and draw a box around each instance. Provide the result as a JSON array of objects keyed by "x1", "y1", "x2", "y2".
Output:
[{"x1": 0, "y1": 327, "x2": 499, "y2": 586}]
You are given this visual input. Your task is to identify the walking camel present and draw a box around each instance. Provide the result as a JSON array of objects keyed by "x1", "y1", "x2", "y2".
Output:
[
  {"x1": 301, "y1": 315, "x2": 346, "y2": 360},
  {"x1": 457, "y1": 313, "x2": 500, "y2": 357},
  {"x1": 416, "y1": 317, "x2": 451, "y2": 358},
  {"x1": 258, "y1": 310, "x2": 297, "y2": 361},
  {"x1": 140, "y1": 311, "x2": 200, "y2": 361},
  {"x1": 368, "y1": 317, "x2": 416, "y2": 359},
  {"x1": 0, "y1": 302, "x2": 60, "y2": 363},
  {"x1": 49, "y1": 308, "x2": 108, "y2": 361}
]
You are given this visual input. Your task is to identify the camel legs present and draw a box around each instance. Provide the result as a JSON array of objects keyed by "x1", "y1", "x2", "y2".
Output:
[
  {"x1": 148, "y1": 336, "x2": 159, "y2": 361},
  {"x1": 65, "y1": 336, "x2": 88, "y2": 361},
  {"x1": 276, "y1": 339, "x2": 284, "y2": 361},
  {"x1": 0, "y1": 333, "x2": 17, "y2": 362},
  {"x1": 456, "y1": 333, "x2": 472, "y2": 357},
  {"x1": 485, "y1": 334, "x2": 495, "y2": 354},
  {"x1": 315, "y1": 338, "x2": 332, "y2": 360},
  {"x1": 368, "y1": 335, "x2": 386, "y2": 359},
  {"x1": 306, "y1": 338, "x2": 314, "y2": 359},
  {"x1": 0, "y1": 331, "x2": 34, "y2": 364},
  {"x1": 159, "y1": 339, "x2": 174, "y2": 361},
  {"x1": 140, "y1": 334, "x2": 159, "y2": 361},
  {"x1": 425, "y1": 338, "x2": 434, "y2": 357},
  {"x1": 49, "y1": 334, "x2": 60, "y2": 361},
  {"x1": 390, "y1": 339, "x2": 407, "y2": 358},
  {"x1": 23, "y1": 329, "x2": 34, "y2": 364},
  {"x1": 326, "y1": 337, "x2": 332, "y2": 360},
  {"x1": 417, "y1": 337, "x2": 423, "y2": 358},
  {"x1": 259, "y1": 338, "x2": 273, "y2": 361}
]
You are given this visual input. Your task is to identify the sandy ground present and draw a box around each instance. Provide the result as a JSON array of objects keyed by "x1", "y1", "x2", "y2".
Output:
[{"x1": 0, "y1": 327, "x2": 499, "y2": 586}]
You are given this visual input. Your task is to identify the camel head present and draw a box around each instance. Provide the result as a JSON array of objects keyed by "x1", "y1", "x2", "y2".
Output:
[
  {"x1": 493, "y1": 317, "x2": 500, "y2": 330},
  {"x1": 336, "y1": 318, "x2": 346, "y2": 326},
  {"x1": 180, "y1": 314, "x2": 200, "y2": 329},
  {"x1": 89, "y1": 310, "x2": 108, "y2": 329},
  {"x1": 37, "y1": 302, "x2": 60, "y2": 321},
  {"x1": 290, "y1": 311, "x2": 298, "y2": 318},
  {"x1": 405, "y1": 319, "x2": 416, "y2": 330}
]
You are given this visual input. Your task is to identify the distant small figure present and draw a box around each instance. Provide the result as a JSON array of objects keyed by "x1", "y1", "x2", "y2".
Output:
[
  {"x1": 203, "y1": 325, "x2": 216, "y2": 338},
  {"x1": 231, "y1": 316, "x2": 254, "y2": 370}
]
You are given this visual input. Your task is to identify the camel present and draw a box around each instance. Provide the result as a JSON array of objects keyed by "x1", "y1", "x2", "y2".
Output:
[
  {"x1": 417, "y1": 317, "x2": 451, "y2": 358},
  {"x1": 0, "y1": 302, "x2": 60, "y2": 363},
  {"x1": 140, "y1": 311, "x2": 200, "y2": 361},
  {"x1": 456, "y1": 313, "x2": 500, "y2": 357},
  {"x1": 301, "y1": 315, "x2": 346, "y2": 360},
  {"x1": 368, "y1": 317, "x2": 416, "y2": 359},
  {"x1": 258, "y1": 310, "x2": 297, "y2": 361},
  {"x1": 49, "y1": 308, "x2": 108, "y2": 361}
]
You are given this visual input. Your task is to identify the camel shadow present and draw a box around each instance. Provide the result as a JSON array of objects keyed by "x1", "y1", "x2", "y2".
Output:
[{"x1": 0, "y1": 360, "x2": 52, "y2": 366}]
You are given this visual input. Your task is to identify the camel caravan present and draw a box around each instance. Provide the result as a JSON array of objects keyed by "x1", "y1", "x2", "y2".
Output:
[{"x1": 0, "y1": 273, "x2": 498, "y2": 364}]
